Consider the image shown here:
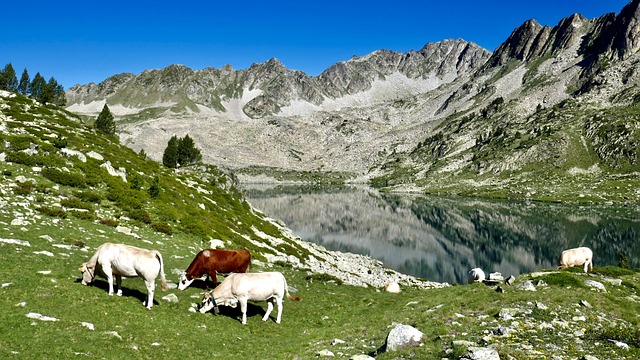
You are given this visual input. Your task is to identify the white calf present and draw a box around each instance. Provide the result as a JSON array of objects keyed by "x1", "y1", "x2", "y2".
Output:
[
  {"x1": 558, "y1": 247, "x2": 593, "y2": 273},
  {"x1": 199, "y1": 272, "x2": 300, "y2": 324},
  {"x1": 467, "y1": 268, "x2": 486, "y2": 284},
  {"x1": 79, "y1": 242, "x2": 168, "y2": 309}
]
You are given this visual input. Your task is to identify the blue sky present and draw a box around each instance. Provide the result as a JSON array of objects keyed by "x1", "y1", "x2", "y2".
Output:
[{"x1": 0, "y1": 1, "x2": 631, "y2": 89}]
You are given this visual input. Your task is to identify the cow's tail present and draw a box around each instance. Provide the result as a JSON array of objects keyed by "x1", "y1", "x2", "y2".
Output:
[
  {"x1": 155, "y1": 251, "x2": 168, "y2": 291},
  {"x1": 283, "y1": 275, "x2": 301, "y2": 302}
]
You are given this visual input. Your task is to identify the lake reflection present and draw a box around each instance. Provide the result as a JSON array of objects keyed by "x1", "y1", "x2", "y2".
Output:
[{"x1": 242, "y1": 185, "x2": 640, "y2": 284}]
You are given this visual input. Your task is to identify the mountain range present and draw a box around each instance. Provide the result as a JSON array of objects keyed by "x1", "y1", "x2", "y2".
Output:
[{"x1": 65, "y1": 0, "x2": 640, "y2": 201}]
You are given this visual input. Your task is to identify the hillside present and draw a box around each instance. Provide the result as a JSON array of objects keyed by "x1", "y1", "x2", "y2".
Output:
[
  {"x1": 0, "y1": 90, "x2": 437, "y2": 289},
  {"x1": 1, "y1": 92, "x2": 640, "y2": 359}
]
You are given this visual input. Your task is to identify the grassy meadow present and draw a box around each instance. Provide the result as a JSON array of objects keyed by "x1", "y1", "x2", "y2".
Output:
[{"x1": 1, "y1": 93, "x2": 640, "y2": 359}]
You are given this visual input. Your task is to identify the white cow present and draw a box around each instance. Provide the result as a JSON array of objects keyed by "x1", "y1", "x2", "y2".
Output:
[
  {"x1": 79, "y1": 242, "x2": 168, "y2": 309},
  {"x1": 199, "y1": 272, "x2": 300, "y2": 324},
  {"x1": 467, "y1": 268, "x2": 486, "y2": 284},
  {"x1": 558, "y1": 247, "x2": 593, "y2": 273}
]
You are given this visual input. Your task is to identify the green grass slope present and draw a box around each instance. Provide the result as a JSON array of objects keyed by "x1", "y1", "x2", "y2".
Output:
[{"x1": 2, "y1": 92, "x2": 640, "y2": 359}]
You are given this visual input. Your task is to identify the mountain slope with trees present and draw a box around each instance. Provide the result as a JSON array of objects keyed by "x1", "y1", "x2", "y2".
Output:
[{"x1": 64, "y1": 0, "x2": 640, "y2": 202}]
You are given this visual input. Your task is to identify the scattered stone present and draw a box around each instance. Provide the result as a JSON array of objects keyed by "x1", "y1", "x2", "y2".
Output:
[
  {"x1": 16, "y1": 302, "x2": 27, "y2": 307},
  {"x1": 37, "y1": 270, "x2": 52, "y2": 275},
  {"x1": 151, "y1": 342, "x2": 161, "y2": 346},
  {"x1": 384, "y1": 281, "x2": 401, "y2": 293},
  {"x1": 209, "y1": 239, "x2": 225, "y2": 249},
  {"x1": 498, "y1": 325, "x2": 517, "y2": 336},
  {"x1": 579, "y1": 300, "x2": 592, "y2": 308},
  {"x1": 385, "y1": 324, "x2": 423, "y2": 351},
  {"x1": 427, "y1": 304, "x2": 444, "y2": 312},
  {"x1": 162, "y1": 293, "x2": 179, "y2": 303},
  {"x1": 330, "y1": 338, "x2": 346, "y2": 346},
  {"x1": 81, "y1": 322, "x2": 95, "y2": 331},
  {"x1": 584, "y1": 280, "x2": 606, "y2": 292},
  {"x1": 317, "y1": 349, "x2": 335, "y2": 357},
  {"x1": 105, "y1": 331, "x2": 122, "y2": 340},
  {"x1": 87, "y1": 151, "x2": 104, "y2": 160},
  {"x1": 349, "y1": 355, "x2": 374, "y2": 360},
  {"x1": 10, "y1": 218, "x2": 26, "y2": 226},
  {"x1": 0, "y1": 238, "x2": 31, "y2": 247},
  {"x1": 609, "y1": 339, "x2": 630, "y2": 350},
  {"x1": 26, "y1": 312, "x2": 59, "y2": 322},
  {"x1": 602, "y1": 278, "x2": 622, "y2": 286},
  {"x1": 498, "y1": 308, "x2": 519, "y2": 321},
  {"x1": 582, "y1": 355, "x2": 599, "y2": 360},
  {"x1": 536, "y1": 280, "x2": 548, "y2": 287},
  {"x1": 33, "y1": 250, "x2": 54, "y2": 257},
  {"x1": 2, "y1": 282, "x2": 12, "y2": 288},
  {"x1": 505, "y1": 275, "x2": 516, "y2": 286},
  {"x1": 516, "y1": 281, "x2": 536, "y2": 291},
  {"x1": 536, "y1": 301, "x2": 548, "y2": 310},
  {"x1": 489, "y1": 272, "x2": 503, "y2": 281},
  {"x1": 461, "y1": 346, "x2": 500, "y2": 360}
]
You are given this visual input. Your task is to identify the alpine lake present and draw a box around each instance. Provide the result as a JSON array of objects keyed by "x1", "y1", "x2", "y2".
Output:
[{"x1": 242, "y1": 184, "x2": 640, "y2": 284}]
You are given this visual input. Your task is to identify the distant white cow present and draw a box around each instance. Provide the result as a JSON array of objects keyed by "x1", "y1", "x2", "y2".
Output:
[
  {"x1": 468, "y1": 268, "x2": 486, "y2": 284},
  {"x1": 558, "y1": 247, "x2": 593, "y2": 273},
  {"x1": 79, "y1": 242, "x2": 168, "y2": 309},
  {"x1": 199, "y1": 272, "x2": 300, "y2": 324}
]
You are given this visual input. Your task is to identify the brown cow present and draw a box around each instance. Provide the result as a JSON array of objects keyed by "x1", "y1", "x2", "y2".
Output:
[{"x1": 178, "y1": 249, "x2": 251, "y2": 290}]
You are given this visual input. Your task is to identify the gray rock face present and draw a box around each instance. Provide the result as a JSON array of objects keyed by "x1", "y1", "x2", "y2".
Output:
[{"x1": 63, "y1": 1, "x2": 640, "y2": 183}]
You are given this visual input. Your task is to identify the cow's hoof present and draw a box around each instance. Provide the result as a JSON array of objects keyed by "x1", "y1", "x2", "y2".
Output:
[
  {"x1": 108, "y1": 293, "x2": 114, "y2": 296},
  {"x1": 116, "y1": 291, "x2": 122, "y2": 296}
]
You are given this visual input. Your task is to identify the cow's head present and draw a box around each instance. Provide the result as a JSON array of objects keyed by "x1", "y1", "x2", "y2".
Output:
[
  {"x1": 79, "y1": 262, "x2": 95, "y2": 285},
  {"x1": 199, "y1": 291, "x2": 219, "y2": 314},
  {"x1": 178, "y1": 274, "x2": 195, "y2": 291}
]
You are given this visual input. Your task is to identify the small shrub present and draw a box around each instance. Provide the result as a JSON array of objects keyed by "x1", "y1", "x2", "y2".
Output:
[
  {"x1": 74, "y1": 190, "x2": 102, "y2": 203},
  {"x1": 5, "y1": 151, "x2": 38, "y2": 166},
  {"x1": 305, "y1": 273, "x2": 344, "y2": 285},
  {"x1": 52, "y1": 135, "x2": 67, "y2": 149},
  {"x1": 129, "y1": 209, "x2": 152, "y2": 224},
  {"x1": 99, "y1": 218, "x2": 119, "y2": 227},
  {"x1": 151, "y1": 222, "x2": 173, "y2": 235},
  {"x1": 70, "y1": 210, "x2": 96, "y2": 221},
  {"x1": 595, "y1": 265, "x2": 635, "y2": 278},
  {"x1": 42, "y1": 167, "x2": 87, "y2": 188},
  {"x1": 36, "y1": 206, "x2": 67, "y2": 218},
  {"x1": 61, "y1": 197, "x2": 93, "y2": 211},
  {"x1": 8, "y1": 135, "x2": 34, "y2": 151},
  {"x1": 537, "y1": 272, "x2": 586, "y2": 289},
  {"x1": 13, "y1": 181, "x2": 35, "y2": 195}
]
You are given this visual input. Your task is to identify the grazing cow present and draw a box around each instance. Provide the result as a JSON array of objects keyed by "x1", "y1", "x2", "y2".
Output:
[
  {"x1": 79, "y1": 242, "x2": 168, "y2": 309},
  {"x1": 558, "y1": 247, "x2": 593, "y2": 272},
  {"x1": 199, "y1": 272, "x2": 300, "y2": 324},
  {"x1": 178, "y1": 249, "x2": 251, "y2": 290},
  {"x1": 467, "y1": 268, "x2": 486, "y2": 284}
]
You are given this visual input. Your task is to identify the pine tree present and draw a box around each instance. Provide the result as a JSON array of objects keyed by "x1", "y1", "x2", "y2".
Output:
[
  {"x1": 177, "y1": 134, "x2": 202, "y2": 166},
  {"x1": 0, "y1": 63, "x2": 18, "y2": 92},
  {"x1": 18, "y1": 68, "x2": 29, "y2": 95},
  {"x1": 162, "y1": 135, "x2": 179, "y2": 168},
  {"x1": 95, "y1": 104, "x2": 116, "y2": 134},
  {"x1": 30, "y1": 72, "x2": 46, "y2": 100}
]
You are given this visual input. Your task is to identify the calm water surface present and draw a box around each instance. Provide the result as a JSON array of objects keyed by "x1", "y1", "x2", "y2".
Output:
[{"x1": 243, "y1": 185, "x2": 640, "y2": 284}]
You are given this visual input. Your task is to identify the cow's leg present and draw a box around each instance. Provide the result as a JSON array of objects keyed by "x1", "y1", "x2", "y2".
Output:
[
  {"x1": 103, "y1": 266, "x2": 114, "y2": 295},
  {"x1": 115, "y1": 275, "x2": 123, "y2": 296},
  {"x1": 240, "y1": 298, "x2": 248, "y2": 325},
  {"x1": 275, "y1": 297, "x2": 283, "y2": 324},
  {"x1": 144, "y1": 280, "x2": 155, "y2": 310},
  {"x1": 262, "y1": 299, "x2": 274, "y2": 321}
]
